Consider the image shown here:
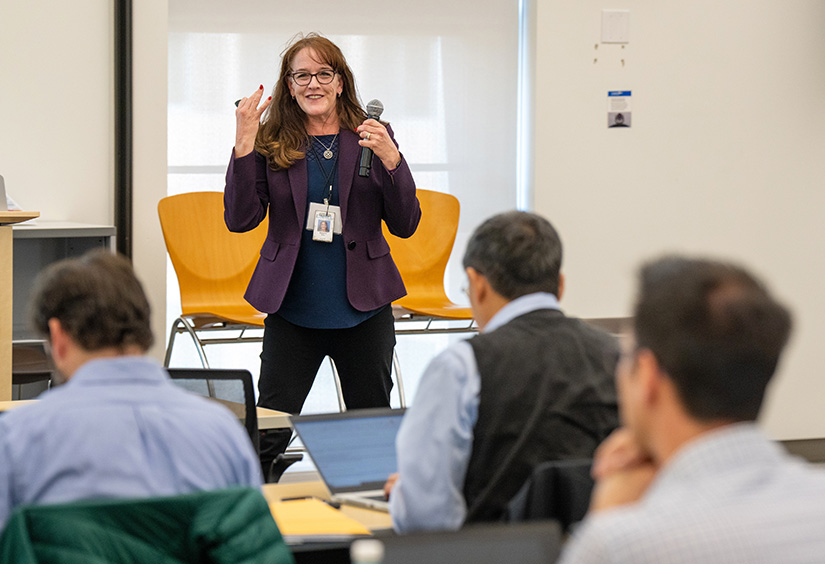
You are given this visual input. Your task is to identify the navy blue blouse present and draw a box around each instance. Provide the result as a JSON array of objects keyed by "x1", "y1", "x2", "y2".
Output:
[{"x1": 277, "y1": 134, "x2": 381, "y2": 329}]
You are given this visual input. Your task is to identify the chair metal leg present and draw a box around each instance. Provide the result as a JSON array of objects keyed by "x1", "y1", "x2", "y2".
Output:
[
  {"x1": 164, "y1": 317, "x2": 210, "y2": 369},
  {"x1": 162, "y1": 319, "x2": 180, "y2": 368},
  {"x1": 392, "y1": 348, "x2": 406, "y2": 408},
  {"x1": 326, "y1": 353, "x2": 404, "y2": 410},
  {"x1": 327, "y1": 357, "x2": 347, "y2": 412}
]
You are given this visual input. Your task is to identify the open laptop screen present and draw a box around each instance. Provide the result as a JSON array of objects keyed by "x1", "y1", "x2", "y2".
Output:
[{"x1": 291, "y1": 408, "x2": 405, "y2": 493}]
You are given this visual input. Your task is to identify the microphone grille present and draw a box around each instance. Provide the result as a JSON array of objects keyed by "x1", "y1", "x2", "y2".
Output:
[{"x1": 366, "y1": 99, "x2": 384, "y2": 119}]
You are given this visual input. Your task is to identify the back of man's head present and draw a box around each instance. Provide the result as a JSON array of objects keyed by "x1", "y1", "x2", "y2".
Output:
[
  {"x1": 30, "y1": 250, "x2": 154, "y2": 353},
  {"x1": 634, "y1": 255, "x2": 791, "y2": 422},
  {"x1": 463, "y1": 211, "x2": 562, "y2": 299}
]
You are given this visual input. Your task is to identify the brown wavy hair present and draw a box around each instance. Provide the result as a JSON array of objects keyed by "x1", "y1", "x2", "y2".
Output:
[
  {"x1": 30, "y1": 250, "x2": 154, "y2": 353},
  {"x1": 256, "y1": 33, "x2": 367, "y2": 170}
]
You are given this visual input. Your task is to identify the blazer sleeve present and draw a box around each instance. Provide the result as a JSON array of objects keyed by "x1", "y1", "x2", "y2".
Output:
[
  {"x1": 378, "y1": 125, "x2": 421, "y2": 239},
  {"x1": 224, "y1": 150, "x2": 270, "y2": 233}
]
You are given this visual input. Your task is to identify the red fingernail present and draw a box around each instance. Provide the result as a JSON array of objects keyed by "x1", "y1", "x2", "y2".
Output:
[
  {"x1": 259, "y1": 84, "x2": 264, "y2": 89},
  {"x1": 268, "y1": 96, "x2": 272, "y2": 100}
]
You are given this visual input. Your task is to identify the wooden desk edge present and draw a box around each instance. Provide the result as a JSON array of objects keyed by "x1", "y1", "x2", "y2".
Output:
[
  {"x1": 256, "y1": 406, "x2": 291, "y2": 430},
  {"x1": 0, "y1": 400, "x2": 38, "y2": 411},
  {"x1": 0, "y1": 211, "x2": 40, "y2": 225}
]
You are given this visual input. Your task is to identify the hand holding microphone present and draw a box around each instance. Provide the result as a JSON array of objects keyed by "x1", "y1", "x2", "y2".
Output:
[{"x1": 357, "y1": 99, "x2": 402, "y2": 176}]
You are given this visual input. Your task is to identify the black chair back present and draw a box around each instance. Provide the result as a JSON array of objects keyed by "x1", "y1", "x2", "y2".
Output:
[
  {"x1": 504, "y1": 458, "x2": 594, "y2": 534},
  {"x1": 12, "y1": 341, "x2": 53, "y2": 399},
  {"x1": 166, "y1": 368, "x2": 259, "y2": 453}
]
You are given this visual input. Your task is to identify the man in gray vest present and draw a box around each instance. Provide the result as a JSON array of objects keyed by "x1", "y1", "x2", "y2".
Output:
[{"x1": 385, "y1": 211, "x2": 619, "y2": 533}]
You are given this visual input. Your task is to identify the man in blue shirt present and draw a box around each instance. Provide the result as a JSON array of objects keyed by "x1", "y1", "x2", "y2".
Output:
[
  {"x1": 385, "y1": 211, "x2": 620, "y2": 532},
  {"x1": 0, "y1": 251, "x2": 262, "y2": 530},
  {"x1": 559, "y1": 256, "x2": 825, "y2": 564}
]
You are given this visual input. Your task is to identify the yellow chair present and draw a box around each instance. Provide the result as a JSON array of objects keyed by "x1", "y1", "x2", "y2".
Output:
[
  {"x1": 382, "y1": 190, "x2": 477, "y2": 405},
  {"x1": 158, "y1": 191, "x2": 268, "y2": 369},
  {"x1": 382, "y1": 189, "x2": 475, "y2": 325}
]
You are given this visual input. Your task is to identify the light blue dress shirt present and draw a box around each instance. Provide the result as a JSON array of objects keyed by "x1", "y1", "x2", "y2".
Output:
[
  {"x1": 0, "y1": 356, "x2": 263, "y2": 529},
  {"x1": 389, "y1": 292, "x2": 560, "y2": 533},
  {"x1": 559, "y1": 424, "x2": 825, "y2": 564}
]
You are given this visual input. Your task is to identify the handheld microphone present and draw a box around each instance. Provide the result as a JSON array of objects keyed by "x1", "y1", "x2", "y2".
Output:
[{"x1": 359, "y1": 99, "x2": 384, "y2": 177}]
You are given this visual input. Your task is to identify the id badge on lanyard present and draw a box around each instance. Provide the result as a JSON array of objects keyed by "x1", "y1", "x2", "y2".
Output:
[{"x1": 306, "y1": 200, "x2": 342, "y2": 243}]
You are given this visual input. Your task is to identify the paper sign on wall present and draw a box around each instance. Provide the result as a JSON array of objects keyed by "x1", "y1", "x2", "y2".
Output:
[{"x1": 608, "y1": 91, "x2": 631, "y2": 128}]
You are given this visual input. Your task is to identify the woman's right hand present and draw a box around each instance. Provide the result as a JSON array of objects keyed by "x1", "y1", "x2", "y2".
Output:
[{"x1": 235, "y1": 85, "x2": 272, "y2": 158}]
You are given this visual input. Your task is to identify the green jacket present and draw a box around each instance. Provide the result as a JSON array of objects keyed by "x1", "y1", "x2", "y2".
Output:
[{"x1": 0, "y1": 487, "x2": 294, "y2": 564}]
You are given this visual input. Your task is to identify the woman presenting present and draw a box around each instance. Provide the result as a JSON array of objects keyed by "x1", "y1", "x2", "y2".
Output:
[{"x1": 224, "y1": 33, "x2": 420, "y2": 478}]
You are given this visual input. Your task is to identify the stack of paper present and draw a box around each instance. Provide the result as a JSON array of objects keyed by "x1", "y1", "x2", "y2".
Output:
[{"x1": 270, "y1": 498, "x2": 372, "y2": 543}]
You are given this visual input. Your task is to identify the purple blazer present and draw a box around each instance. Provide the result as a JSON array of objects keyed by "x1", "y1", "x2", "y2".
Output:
[{"x1": 224, "y1": 126, "x2": 421, "y2": 314}]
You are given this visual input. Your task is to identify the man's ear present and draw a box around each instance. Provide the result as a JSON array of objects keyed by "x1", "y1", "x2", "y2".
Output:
[
  {"x1": 557, "y1": 272, "x2": 565, "y2": 301},
  {"x1": 635, "y1": 348, "x2": 664, "y2": 407},
  {"x1": 47, "y1": 318, "x2": 69, "y2": 363},
  {"x1": 466, "y1": 267, "x2": 488, "y2": 303}
]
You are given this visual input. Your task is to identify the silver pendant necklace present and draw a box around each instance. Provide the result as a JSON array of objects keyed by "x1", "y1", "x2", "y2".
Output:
[{"x1": 312, "y1": 133, "x2": 338, "y2": 160}]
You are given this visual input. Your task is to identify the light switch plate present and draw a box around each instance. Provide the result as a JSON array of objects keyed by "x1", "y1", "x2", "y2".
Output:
[{"x1": 602, "y1": 9, "x2": 630, "y2": 44}]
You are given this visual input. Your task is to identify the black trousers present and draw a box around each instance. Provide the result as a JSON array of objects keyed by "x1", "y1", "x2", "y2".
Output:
[{"x1": 257, "y1": 305, "x2": 396, "y2": 478}]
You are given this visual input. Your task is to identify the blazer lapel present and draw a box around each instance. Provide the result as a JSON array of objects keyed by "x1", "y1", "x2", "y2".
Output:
[{"x1": 287, "y1": 152, "x2": 308, "y2": 224}]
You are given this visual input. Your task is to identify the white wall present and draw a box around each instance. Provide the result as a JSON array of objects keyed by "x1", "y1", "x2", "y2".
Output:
[
  {"x1": 533, "y1": 0, "x2": 825, "y2": 439},
  {"x1": 0, "y1": 1, "x2": 113, "y2": 224},
  {"x1": 132, "y1": 1, "x2": 169, "y2": 361},
  {"x1": 1, "y1": 1, "x2": 168, "y2": 361}
]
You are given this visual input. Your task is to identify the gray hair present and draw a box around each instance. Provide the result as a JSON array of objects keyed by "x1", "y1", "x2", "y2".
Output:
[{"x1": 462, "y1": 211, "x2": 562, "y2": 300}]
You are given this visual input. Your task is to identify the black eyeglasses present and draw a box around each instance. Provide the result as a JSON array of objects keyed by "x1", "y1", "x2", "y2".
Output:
[{"x1": 290, "y1": 70, "x2": 337, "y2": 86}]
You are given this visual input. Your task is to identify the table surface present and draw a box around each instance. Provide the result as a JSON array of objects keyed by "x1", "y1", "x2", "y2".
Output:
[
  {"x1": 262, "y1": 481, "x2": 393, "y2": 532},
  {"x1": 0, "y1": 400, "x2": 37, "y2": 411},
  {"x1": 0, "y1": 400, "x2": 290, "y2": 430},
  {"x1": 256, "y1": 406, "x2": 291, "y2": 429}
]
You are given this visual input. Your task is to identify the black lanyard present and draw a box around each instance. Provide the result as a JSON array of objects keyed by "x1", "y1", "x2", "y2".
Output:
[{"x1": 309, "y1": 137, "x2": 337, "y2": 206}]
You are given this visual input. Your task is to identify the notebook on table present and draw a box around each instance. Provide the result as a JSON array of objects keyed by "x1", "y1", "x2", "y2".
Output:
[{"x1": 289, "y1": 408, "x2": 406, "y2": 512}]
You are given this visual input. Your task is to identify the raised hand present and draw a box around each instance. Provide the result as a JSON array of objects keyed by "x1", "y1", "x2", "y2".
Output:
[{"x1": 235, "y1": 85, "x2": 272, "y2": 158}]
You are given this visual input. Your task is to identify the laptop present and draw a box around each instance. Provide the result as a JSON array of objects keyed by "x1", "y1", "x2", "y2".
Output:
[{"x1": 290, "y1": 408, "x2": 406, "y2": 512}]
